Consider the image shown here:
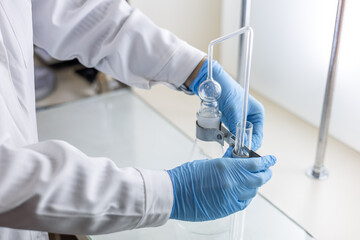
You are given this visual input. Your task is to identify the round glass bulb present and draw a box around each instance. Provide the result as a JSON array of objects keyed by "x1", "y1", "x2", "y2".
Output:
[{"x1": 198, "y1": 79, "x2": 221, "y2": 102}]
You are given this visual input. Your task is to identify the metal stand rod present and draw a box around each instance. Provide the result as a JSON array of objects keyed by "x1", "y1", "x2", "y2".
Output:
[
  {"x1": 237, "y1": 0, "x2": 252, "y2": 84},
  {"x1": 307, "y1": 0, "x2": 346, "y2": 180}
]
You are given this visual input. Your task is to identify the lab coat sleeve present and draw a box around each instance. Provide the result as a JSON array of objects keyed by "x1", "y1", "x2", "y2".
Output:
[
  {"x1": 0, "y1": 140, "x2": 173, "y2": 234},
  {"x1": 31, "y1": 0, "x2": 206, "y2": 89}
]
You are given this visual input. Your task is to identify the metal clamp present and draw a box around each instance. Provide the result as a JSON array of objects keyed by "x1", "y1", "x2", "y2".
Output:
[
  {"x1": 196, "y1": 121, "x2": 236, "y2": 146},
  {"x1": 232, "y1": 146, "x2": 261, "y2": 158},
  {"x1": 196, "y1": 121, "x2": 261, "y2": 158}
]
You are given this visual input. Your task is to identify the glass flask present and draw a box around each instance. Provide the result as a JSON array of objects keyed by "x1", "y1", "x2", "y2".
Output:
[
  {"x1": 176, "y1": 124, "x2": 231, "y2": 240},
  {"x1": 176, "y1": 126, "x2": 246, "y2": 240},
  {"x1": 175, "y1": 25, "x2": 254, "y2": 240},
  {"x1": 176, "y1": 83, "x2": 245, "y2": 240}
]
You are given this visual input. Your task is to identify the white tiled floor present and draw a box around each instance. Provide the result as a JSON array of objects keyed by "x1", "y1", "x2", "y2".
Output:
[{"x1": 38, "y1": 76, "x2": 360, "y2": 240}]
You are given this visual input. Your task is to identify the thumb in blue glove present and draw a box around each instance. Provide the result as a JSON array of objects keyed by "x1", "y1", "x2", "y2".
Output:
[
  {"x1": 167, "y1": 152, "x2": 276, "y2": 222},
  {"x1": 189, "y1": 59, "x2": 264, "y2": 151}
]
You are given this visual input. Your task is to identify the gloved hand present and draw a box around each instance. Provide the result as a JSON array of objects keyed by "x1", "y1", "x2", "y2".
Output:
[
  {"x1": 189, "y1": 59, "x2": 264, "y2": 150},
  {"x1": 167, "y1": 148, "x2": 276, "y2": 221}
]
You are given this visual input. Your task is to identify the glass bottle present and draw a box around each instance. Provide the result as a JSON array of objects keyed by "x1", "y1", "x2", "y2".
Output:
[{"x1": 176, "y1": 79, "x2": 241, "y2": 240}]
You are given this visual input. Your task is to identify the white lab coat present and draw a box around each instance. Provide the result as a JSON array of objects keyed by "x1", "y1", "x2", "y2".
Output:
[{"x1": 0, "y1": 0, "x2": 205, "y2": 239}]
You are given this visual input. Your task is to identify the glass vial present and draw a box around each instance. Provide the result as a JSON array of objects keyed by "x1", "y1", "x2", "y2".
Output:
[
  {"x1": 230, "y1": 121, "x2": 254, "y2": 240},
  {"x1": 234, "y1": 121, "x2": 253, "y2": 157}
]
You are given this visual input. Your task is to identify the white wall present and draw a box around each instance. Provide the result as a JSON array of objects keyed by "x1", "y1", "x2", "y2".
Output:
[
  {"x1": 129, "y1": 0, "x2": 221, "y2": 55},
  {"x1": 219, "y1": 0, "x2": 241, "y2": 78},
  {"x1": 221, "y1": 0, "x2": 360, "y2": 152}
]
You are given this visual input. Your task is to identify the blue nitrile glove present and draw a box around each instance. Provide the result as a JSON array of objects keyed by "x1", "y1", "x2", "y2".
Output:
[
  {"x1": 167, "y1": 147, "x2": 276, "y2": 221},
  {"x1": 189, "y1": 59, "x2": 264, "y2": 150}
]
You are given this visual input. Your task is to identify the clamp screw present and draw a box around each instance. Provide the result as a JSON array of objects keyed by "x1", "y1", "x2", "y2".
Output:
[{"x1": 217, "y1": 134, "x2": 222, "y2": 140}]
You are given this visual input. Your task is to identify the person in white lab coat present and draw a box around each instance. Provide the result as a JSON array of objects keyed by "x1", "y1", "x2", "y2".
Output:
[{"x1": 0, "y1": 0, "x2": 276, "y2": 239}]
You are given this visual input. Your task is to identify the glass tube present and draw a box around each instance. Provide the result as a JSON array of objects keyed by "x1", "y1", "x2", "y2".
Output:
[
  {"x1": 206, "y1": 27, "x2": 254, "y2": 156},
  {"x1": 235, "y1": 121, "x2": 253, "y2": 157},
  {"x1": 182, "y1": 27, "x2": 254, "y2": 240}
]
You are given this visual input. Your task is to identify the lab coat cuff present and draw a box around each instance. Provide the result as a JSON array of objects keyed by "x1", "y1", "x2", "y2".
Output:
[
  {"x1": 153, "y1": 43, "x2": 206, "y2": 88},
  {"x1": 135, "y1": 169, "x2": 173, "y2": 228}
]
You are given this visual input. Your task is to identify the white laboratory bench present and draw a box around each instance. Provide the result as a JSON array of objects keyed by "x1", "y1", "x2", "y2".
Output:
[{"x1": 37, "y1": 89, "x2": 315, "y2": 240}]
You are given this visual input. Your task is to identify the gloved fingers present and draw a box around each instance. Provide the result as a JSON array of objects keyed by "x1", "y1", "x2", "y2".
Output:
[
  {"x1": 223, "y1": 146, "x2": 234, "y2": 158},
  {"x1": 248, "y1": 95, "x2": 265, "y2": 115},
  {"x1": 236, "y1": 199, "x2": 253, "y2": 212},
  {"x1": 251, "y1": 131, "x2": 263, "y2": 151},
  {"x1": 235, "y1": 155, "x2": 277, "y2": 173},
  {"x1": 250, "y1": 121, "x2": 263, "y2": 151},
  {"x1": 247, "y1": 96, "x2": 264, "y2": 150},
  {"x1": 247, "y1": 118, "x2": 264, "y2": 151},
  {"x1": 246, "y1": 168, "x2": 273, "y2": 189},
  {"x1": 234, "y1": 187, "x2": 258, "y2": 201}
]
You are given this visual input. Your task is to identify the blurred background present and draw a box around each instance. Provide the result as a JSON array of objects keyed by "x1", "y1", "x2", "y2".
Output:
[{"x1": 35, "y1": 0, "x2": 360, "y2": 239}]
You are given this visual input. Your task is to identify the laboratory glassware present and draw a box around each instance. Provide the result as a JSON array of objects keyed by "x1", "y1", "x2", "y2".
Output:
[
  {"x1": 230, "y1": 121, "x2": 254, "y2": 240},
  {"x1": 235, "y1": 121, "x2": 253, "y2": 157},
  {"x1": 177, "y1": 26, "x2": 253, "y2": 240},
  {"x1": 206, "y1": 27, "x2": 254, "y2": 158},
  {"x1": 178, "y1": 95, "x2": 228, "y2": 240},
  {"x1": 178, "y1": 131, "x2": 230, "y2": 240}
]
